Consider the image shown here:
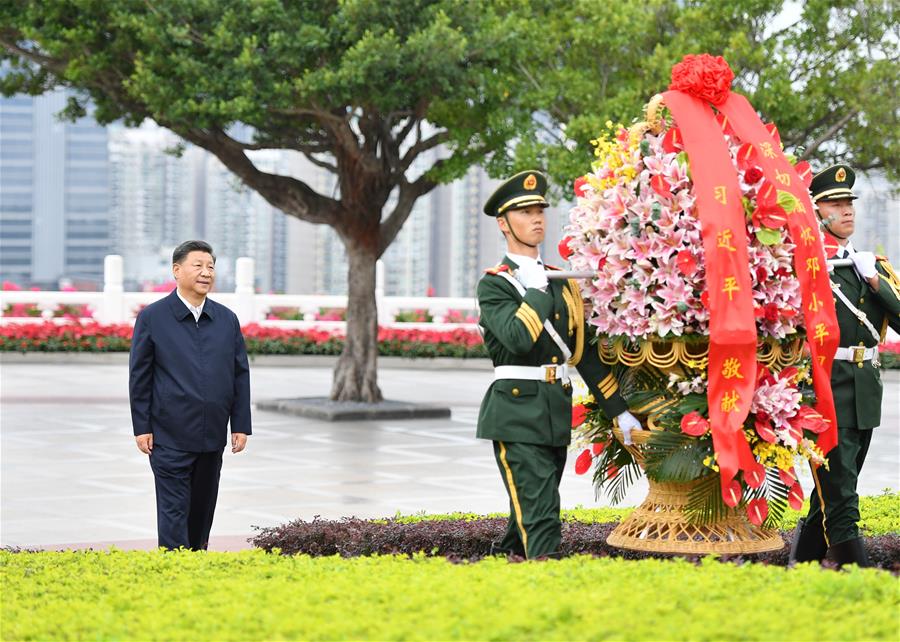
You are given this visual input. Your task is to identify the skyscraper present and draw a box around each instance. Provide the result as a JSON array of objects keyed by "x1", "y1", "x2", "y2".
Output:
[
  {"x1": 108, "y1": 124, "x2": 200, "y2": 288},
  {"x1": 0, "y1": 90, "x2": 110, "y2": 288}
]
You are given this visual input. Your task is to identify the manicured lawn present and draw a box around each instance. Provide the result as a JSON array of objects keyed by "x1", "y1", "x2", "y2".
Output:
[{"x1": 2, "y1": 551, "x2": 897, "y2": 641}]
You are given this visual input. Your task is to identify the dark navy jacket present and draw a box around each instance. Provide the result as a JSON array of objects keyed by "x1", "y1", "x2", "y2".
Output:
[{"x1": 129, "y1": 290, "x2": 251, "y2": 452}]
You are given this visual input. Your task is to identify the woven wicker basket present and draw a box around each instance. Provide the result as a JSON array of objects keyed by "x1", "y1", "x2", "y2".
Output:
[{"x1": 606, "y1": 424, "x2": 785, "y2": 555}]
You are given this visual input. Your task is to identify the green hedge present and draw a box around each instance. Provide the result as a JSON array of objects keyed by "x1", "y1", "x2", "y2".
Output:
[
  {"x1": 2, "y1": 551, "x2": 897, "y2": 642},
  {"x1": 392, "y1": 491, "x2": 900, "y2": 535}
]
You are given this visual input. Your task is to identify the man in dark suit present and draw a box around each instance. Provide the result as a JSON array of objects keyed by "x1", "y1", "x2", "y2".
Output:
[
  {"x1": 130, "y1": 240, "x2": 252, "y2": 550},
  {"x1": 790, "y1": 165, "x2": 900, "y2": 567}
]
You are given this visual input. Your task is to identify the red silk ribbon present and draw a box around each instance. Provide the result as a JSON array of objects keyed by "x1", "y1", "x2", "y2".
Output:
[
  {"x1": 663, "y1": 90, "x2": 759, "y2": 498},
  {"x1": 718, "y1": 94, "x2": 840, "y2": 454}
]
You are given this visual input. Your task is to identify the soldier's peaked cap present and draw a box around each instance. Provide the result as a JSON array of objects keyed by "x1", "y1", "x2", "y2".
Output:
[
  {"x1": 483, "y1": 170, "x2": 549, "y2": 217},
  {"x1": 810, "y1": 164, "x2": 858, "y2": 203}
]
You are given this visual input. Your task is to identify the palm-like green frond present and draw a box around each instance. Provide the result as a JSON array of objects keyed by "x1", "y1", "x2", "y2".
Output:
[
  {"x1": 643, "y1": 431, "x2": 709, "y2": 482},
  {"x1": 684, "y1": 473, "x2": 729, "y2": 525}
]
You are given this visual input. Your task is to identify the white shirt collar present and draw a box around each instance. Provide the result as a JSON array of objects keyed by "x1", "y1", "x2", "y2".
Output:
[
  {"x1": 506, "y1": 252, "x2": 543, "y2": 267},
  {"x1": 176, "y1": 289, "x2": 205, "y2": 322},
  {"x1": 837, "y1": 241, "x2": 855, "y2": 258}
]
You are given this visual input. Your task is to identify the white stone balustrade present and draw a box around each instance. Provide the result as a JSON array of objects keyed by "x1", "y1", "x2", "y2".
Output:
[{"x1": 0, "y1": 255, "x2": 480, "y2": 332}]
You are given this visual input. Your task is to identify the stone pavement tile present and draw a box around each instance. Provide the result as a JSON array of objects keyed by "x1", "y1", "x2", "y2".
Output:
[{"x1": 2, "y1": 362, "x2": 897, "y2": 550}]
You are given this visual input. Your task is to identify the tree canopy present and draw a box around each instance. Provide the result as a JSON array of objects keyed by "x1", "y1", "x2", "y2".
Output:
[{"x1": 509, "y1": 0, "x2": 899, "y2": 196}]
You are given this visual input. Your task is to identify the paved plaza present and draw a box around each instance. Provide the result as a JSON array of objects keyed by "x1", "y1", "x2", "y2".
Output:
[{"x1": 1, "y1": 357, "x2": 898, "y2": 550}]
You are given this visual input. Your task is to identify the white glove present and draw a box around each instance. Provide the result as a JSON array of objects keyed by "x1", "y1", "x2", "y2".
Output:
[
  {"x1": 850, "y1": 251, "x2": 877, "y2": 280},
  {"x1": 616, "y1": 410, "x2": 642, "y2": 446},
  {"x1": 516, "y1": 261, "x2": 548, "y2": 290}
]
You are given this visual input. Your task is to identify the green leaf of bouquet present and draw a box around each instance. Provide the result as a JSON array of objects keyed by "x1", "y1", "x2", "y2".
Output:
[
  {"x1": 755, "y1": 228, "x2": 781, "y2": 245},
  {"x1": 644, "y1": 432, "x2": 708, "y2": 482},
  {"x1": 640, "y1": 139, "x2": 651, "y2": 156},
  {"x1": 776, "y1": 189, "x2": 800, "y2": 212}
]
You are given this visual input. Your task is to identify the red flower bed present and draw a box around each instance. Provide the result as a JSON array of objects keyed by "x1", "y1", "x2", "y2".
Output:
[{"x1": 1, "y1": 322, "x2": 488, "y2": 358}]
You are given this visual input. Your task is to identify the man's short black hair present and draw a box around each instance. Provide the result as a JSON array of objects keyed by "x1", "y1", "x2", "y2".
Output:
[{"x1": 173, "y1": 240, "x2": 216, "y2": 265}]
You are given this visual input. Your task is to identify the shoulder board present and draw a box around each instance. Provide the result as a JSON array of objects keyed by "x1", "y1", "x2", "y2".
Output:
[
  {"x1": 876, "y1": 255, "x2": 888, "y2": 262},
  {"x1": 544, "y1": 264, "x2": 561, "y2": 271},
  {"x1": 484, "y1": 264, "x2": 510, "y2": 275}
]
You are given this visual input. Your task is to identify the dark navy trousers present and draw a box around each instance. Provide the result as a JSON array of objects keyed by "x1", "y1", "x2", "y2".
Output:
[{"x1": 149, "y1": 444, "x2": 223, "y2": 550}]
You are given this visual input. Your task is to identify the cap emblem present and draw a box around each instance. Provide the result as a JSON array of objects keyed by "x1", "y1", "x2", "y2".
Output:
[
  {"x1": 523, "y1": 173, "x2": 537, "y2": 190},
  {"x1": 835, "y1": 167, "x2": 847, "y2": 182}
]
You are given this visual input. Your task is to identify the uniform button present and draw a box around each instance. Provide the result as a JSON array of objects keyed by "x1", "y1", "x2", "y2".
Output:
[
  {"x1": 555, "y1": 313, "x2": 560, "y2": 320},
  {"x1": 512, "y1": 388, "x2": 520, "y2": 397},
  {"x1": 859, "y1": 298, "x2": 865, "y2": 305},
  {"x1": 858, "y1": 363, "x2": 864, "y2": 369},
  {"x1": 551, "y1": 356, "x2": 559, "y2": 363}
]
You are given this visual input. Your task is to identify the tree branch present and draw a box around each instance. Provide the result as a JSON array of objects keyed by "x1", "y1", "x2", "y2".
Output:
[
  {"x1": 400, "y1": 131, "x2": 449, "y2": 170},
  {"x1": 799, "y1": 109, "x2": 859, "y2": 160},
  {"x1": 176, "y1": 126, "x2": 341, "y2": 225}
]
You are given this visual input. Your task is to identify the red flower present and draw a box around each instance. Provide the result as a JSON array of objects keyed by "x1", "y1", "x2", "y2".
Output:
[
  {"x1": 788, "y1": 482, "x2": 805, "y2": 511},
  {"x1": 573, "y1": 176, "x2": 589, "y2": 197},
  {"x1": 722, "y1": 479, "x2": 742, "y2": 507},
  {"x1": 752, "y1": 179, "x2": 788, "y2": 228},
  {"x1": 789, "y1": 406, "x2": 829, "y2": 435},
  {"x1": 558, "y1": 236, "x2": 574, "y2": 261},
  {"x1": 754, "y1": 416, "x2": 777, "y2": 443},
  {"x1": 574, "y1": 449, "x2": 593, "y2": 475},
  {"x1": 571, "y1": 403, "x2": 587, "y2": 428},
  {"x1": 794, "y1": 161, "x2": 813, "y2": 188},
  {"x1": 606, "y1": 465, "x2": 619, "y2": 479},
  {"x1": 735, "y1": 143, "x2": 759, "y2": 171},
  {"x1": 744, "y1": 166, "x2": 764, "y2": 185},
  {"x1": 592, "y1": 441, "x2": 608, "y2": 456},
  {"x1": 747, "y1": 498, "x2": 769, "y2": 526},
  {"x1": 756, "y1": 365, "x2": 774, "y2": 386},
  {"x1": 668, "y1": 54, "x2": 735, "y2": 106},
  {"x1": 676, "y1": 250, "x2": 698, "y2": 276},
  {"x1": 662, "y1": 127, "x2": 683, "y2": 153},
  {"x1": 776, "y1": 366, "x2": 799, "y2": 383},
  {"x1": 650, "y1": 174, "x2": 673, "y2": 199},
  {"x1": 715, "y1": 112, "x2": 735, "y2": 137},
  {"x1": 778, "y1": 467, "x2": 797, "y2": 487},
  {"x1": 700, "y1": 290, "x2": 710, "y2": 308},
  {"x1": 680, "y1": 411, "x2": 709, "y2": 437},
  {"x1": 744, "y1": 464, "x2": 766, "y2": 489}
]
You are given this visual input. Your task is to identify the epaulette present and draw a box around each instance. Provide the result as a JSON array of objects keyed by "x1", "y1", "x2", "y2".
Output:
[
  {"x1": 544, "y1": 264, "x2": 561, "y2": 271},
  {"x1": 484, "y1": 264, "x2": 510, "y2": 275}
]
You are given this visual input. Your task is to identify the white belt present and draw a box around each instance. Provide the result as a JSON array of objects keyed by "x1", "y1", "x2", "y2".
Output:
[
  {"x1": 494, "y1": 364, "x2": 570, "y2": 384},
  {"x1": 834, "y1": 346, "x2": 879, "y2": 364}
]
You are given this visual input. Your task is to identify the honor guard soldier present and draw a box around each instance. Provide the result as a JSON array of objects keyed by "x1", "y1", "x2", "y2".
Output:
[
  {"x1": 791, "y1": 164, "x2": 900, "y2": 567},
  {"x1": 477, "y1": 170, "x2": 641, "y2": 559}
]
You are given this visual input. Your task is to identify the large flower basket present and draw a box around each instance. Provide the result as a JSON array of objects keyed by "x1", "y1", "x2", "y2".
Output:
[{"x1": 565, "y1": 55, "x2": 842, "y2": 555}]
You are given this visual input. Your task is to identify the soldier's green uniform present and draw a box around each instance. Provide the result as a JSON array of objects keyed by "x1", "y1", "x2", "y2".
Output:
[
  {"x1": 477, "y1": 171, "x2": 628, "y2": 559},
  {"x1": 791, "y1": 165, "x2": 900, "y2": 566}
]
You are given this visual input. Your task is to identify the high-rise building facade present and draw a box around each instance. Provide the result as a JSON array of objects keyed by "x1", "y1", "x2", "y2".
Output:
[
  {"x1": 0, "y1": 90, "x2": 110, "y2": 288},
  {"x1": 108, "y1": 125, "x2": 200, "y2": 288}
]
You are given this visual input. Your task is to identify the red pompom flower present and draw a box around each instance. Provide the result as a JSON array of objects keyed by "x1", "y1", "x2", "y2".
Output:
[
  {"x1": 668, "y1": 54, "x2": 735, "y2": 106},
  {"x1": 558, "y1": 236, "x2": 574, "y2": 261}
]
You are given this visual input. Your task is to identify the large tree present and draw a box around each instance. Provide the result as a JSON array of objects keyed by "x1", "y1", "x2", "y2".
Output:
[
  {"x1": 1, "y1": 0, "x2": 535, "y2": 402},
  {"x1": 511, "y1": 0, "x2": 899, "y2": 197}
]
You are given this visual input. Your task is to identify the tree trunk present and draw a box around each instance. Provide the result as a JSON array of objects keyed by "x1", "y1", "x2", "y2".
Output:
[{"x1": 331, "y1": 242, "x2": 383, "y2": 402}]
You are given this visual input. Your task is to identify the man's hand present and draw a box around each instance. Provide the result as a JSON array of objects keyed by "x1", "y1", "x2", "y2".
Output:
[
  {"x1": 851, "y1": 251, "x2": 877, "y2": 280},
  {"x1": 615, "y1": 411, "x2": 642, "y2": 446},
  {"x1": 135, "y1": 433, "x2": 153, "y2": 455},
  {"x1": 231, "y1": 433, "x2": 248, "y2": 454},
  {"x1": 516, "y1": 261, "x2": 548, "y2": 290}
]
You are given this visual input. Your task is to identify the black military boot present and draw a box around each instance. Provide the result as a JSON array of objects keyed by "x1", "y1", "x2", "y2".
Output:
[
  {"x1": 826, "y1": 538, "x2": 870, "y2": 568},
  {"x1": 789, "y1": 518, "x2": 828, "y2": 564}
]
